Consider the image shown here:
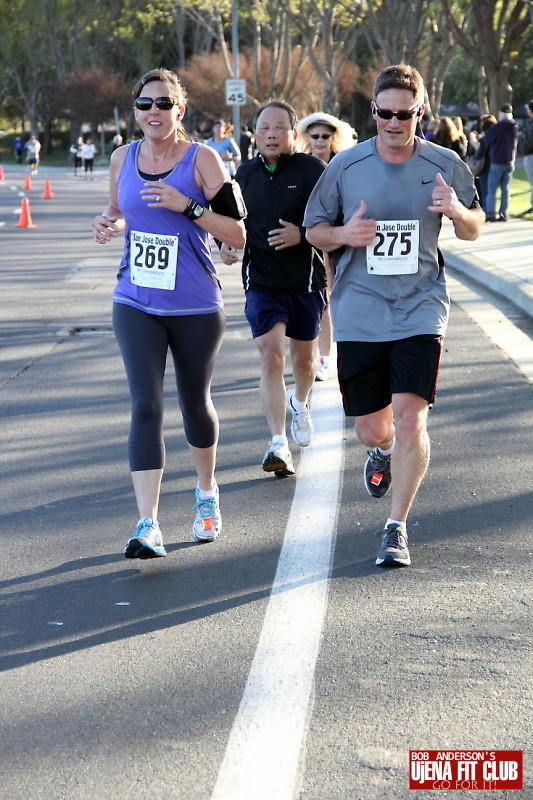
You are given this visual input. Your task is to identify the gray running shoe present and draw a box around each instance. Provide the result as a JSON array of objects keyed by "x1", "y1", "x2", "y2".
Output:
[
  {"x1": 364, "y1": 447, "x2": 392, "y2": 498},
  {"x1": 287, "y1": 388, "x2": 314, "y2": 447},
  {"x1": 262, "y1": 441, "x2": 295, "y2": 476},
  {"x1": 375, "y1": 524, "x2": 410, "y2": 567}
]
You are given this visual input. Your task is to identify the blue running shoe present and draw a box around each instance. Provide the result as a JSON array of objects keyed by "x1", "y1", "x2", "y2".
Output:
[
  {"x1": 124, "y1": 517, "x2": 167, "y2": 558},
  {"x1": 192, "y1": 487, "x2": 222, "y2": 543}
]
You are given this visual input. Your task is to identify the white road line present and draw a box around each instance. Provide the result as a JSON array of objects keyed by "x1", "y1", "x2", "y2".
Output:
[
  {"x1": 448, "y1": 275, "x2": 533, "y2": 383},
  {"x1": 212, "y1": 378, "x2": 345, "y2": 800}
]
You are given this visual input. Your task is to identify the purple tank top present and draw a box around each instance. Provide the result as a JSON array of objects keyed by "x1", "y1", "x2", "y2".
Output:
[{"x1": 113, "y1": 139, "x2": 223, "y2": 316}]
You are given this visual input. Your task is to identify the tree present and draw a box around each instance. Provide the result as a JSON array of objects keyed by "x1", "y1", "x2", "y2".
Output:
[
  {"x1": 441, "y1": 0, "x2": 531, "y2": 113},
  {"x1": 0, "y1": 0, "x2": 53, "y2": 134},
  {"x1": 280, "y1": 0, "x2": 367, "y2": 114}
]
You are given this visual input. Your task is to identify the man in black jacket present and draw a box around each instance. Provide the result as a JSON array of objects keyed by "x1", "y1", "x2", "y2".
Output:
[
  {"x1": 480, "y1": 103, "x2": 518, "y2": 222},
  {"x1": 221, "y1": 99, "x2": 326, "y2": 476}
]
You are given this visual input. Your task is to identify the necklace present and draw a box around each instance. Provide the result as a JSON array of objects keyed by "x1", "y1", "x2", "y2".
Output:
[{"x1": 142, "y1": 139, "x2": 189, "y2": 175}]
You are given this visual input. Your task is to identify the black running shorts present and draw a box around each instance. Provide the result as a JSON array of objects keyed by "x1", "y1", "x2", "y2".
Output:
[{"x1": 337, "y1": 335, "x2": 443, "y2": 417}]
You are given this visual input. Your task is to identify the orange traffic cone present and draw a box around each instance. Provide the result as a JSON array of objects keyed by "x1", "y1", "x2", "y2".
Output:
[
  {"x1": 24, "y1": 173, "x2": 32, "y2": 190},
  {"x1": 42, "y1": 179, "x2": 53, "y2": 199},
  {"x1": 14, "y1": 197, "x2": 36, "y2": 228},
  {"x1": 0, "y1": 165, "x2": 4, "y2": 181}
]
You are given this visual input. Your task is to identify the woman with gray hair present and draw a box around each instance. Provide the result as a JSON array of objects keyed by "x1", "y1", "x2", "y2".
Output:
[
  {"x1": 296, "y1": 112, "x2": 357, "y2": 164},
  {"x1": 296, "y1": 112, "x2": 357, "y2": 379}
]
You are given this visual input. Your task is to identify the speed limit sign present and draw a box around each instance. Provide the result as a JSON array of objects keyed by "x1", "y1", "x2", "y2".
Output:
[{"x1": 225, "y1": 79, "x2": 246, "y2": 105}]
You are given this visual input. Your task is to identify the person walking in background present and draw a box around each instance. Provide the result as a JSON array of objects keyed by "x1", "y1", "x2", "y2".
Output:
[
  {"x1": 91, "y1": 67, "x2": 246, "y2": 558},
  {"x1": 221, "y1": 99, "x2": 326, "y2": 478},
  {"x1": 25, "y1": 135, "x2": 41, "y2": 173},
  {"x1": 206, "y1": 119, "x2": 241, "y2": 177},
  {"x1": 13, "y1": 135, "x2": 24, "y2": 165},
  {"x1": 521, "y1": 100, "x2": 533, "y2": 216},
  {"x1": 81, "y1": 137, "x2": 97, "y2": 179},
  {"x1": 479, "y1": 103, "x2": 518, "y2": 222},
  {"x1": 70, "y1": 136, "x2": 84, "y2": 176},
  {"x1": 433, "y1": 117, "x2": 468, "y2": 160},
  {"x1": 305, "y1": 64, "x2": 484, "y2": 568},
  {"x1": 296, "y1": 112, "x2": 357, "y2": 381}
]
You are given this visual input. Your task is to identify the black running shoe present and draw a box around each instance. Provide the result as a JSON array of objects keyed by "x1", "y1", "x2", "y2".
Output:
[
  {"x1": 364, "y1": 447, "x2": 392, "y2": 498},
  {"x1": 375, "y1": 524, "x2": 410, "y2": 567}
]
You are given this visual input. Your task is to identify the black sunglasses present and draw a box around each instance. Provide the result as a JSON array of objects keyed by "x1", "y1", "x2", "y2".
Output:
[
  {"x1": 372, "y1": 102, "x2": 421, "y2": 121},
  {"x1": 310, "y1": 133, "x2": 332, "y2": 140},
  {"x1": 134, "y1": 96, "x2": 177, "y2": 111}
]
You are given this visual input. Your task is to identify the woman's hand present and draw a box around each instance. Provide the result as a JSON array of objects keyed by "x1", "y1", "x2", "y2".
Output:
[
  {"x1": 91, "y1": 215, "x2": 120, "y2": 244},
  {"x1": 140, "y1": 179, "x2": 188, "y2": 211}
]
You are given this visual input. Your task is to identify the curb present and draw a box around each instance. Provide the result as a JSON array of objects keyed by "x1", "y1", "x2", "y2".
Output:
[{"x1": 442, "y1": 246, "x2": 533, "y2": 319}]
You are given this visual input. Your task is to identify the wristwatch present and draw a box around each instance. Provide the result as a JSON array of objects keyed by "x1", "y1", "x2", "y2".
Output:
[{"x1": 183, "y1": 197, "x2": 205, "y2": 220}]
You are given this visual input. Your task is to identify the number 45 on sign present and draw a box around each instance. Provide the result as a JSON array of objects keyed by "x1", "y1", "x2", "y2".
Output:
[{"x1": 226, "y1": 79, "x2": 246, "y2": 105}]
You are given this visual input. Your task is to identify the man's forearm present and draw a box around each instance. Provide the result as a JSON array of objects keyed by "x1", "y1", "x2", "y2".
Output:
[
  {"x1": 306, "y1": 222, "x2": 344, "y2": 252},
  {"x1": 451, "y1": 206, "x2": 485, "y2": 241}
]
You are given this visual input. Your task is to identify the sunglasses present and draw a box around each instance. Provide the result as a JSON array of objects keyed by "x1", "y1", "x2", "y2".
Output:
[
  {"x1": 310, "y1": 132, "x2": 332, "y2": 140},
  {"x1": 372, "y1": 102, "x2": 421, "y2": 121},
  {"x1": 134, "y1": 96, "x2": 177, "y2": 111}
]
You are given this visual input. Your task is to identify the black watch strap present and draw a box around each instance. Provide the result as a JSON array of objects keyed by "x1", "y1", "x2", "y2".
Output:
[{"x1": 183, "y1": 197, "x2": 205, "y2": 220}]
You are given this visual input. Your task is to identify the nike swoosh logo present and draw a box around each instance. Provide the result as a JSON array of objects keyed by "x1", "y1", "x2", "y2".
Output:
[{"x1": 422, "y1": 179, "x2": 434, "y2": 184}]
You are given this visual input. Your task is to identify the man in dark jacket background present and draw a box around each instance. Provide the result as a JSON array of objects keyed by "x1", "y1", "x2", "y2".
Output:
[
  {"x1": 221, "y1": 99, "x2": 326, "y2": 477},
  {"x1": 479, "y1": 103, "x2": 518, "y2": 222}
]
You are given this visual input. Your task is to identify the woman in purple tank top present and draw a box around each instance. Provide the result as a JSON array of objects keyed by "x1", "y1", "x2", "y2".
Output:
[{"x1": 91, "y1": 68, "x2": 246, "y2": 558}]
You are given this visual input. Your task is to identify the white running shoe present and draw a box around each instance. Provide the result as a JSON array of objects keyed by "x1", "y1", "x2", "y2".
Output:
[
  {"x1": 286, "y1": 388, "x2": 314, "y2": 446},
  {"x1": 192, "y1": 486, "x2": 222, "y2": 542},
  {"x1": 315, "y1": 356, "x2": 331, "y2": 381},
  {"x1": 124, "y1": 517, "x2": 167, "y2": 559},
  {"x1": 262, "y1": 441, "x2": 295, "y2": 477}
]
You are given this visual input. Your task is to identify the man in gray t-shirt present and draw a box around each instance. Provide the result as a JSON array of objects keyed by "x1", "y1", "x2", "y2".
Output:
[{"x1": 305, "y1": 64, "x2": 484, "y2": 568}]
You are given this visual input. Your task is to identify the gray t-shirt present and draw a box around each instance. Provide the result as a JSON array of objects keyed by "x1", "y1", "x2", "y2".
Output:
[{"x1": 303, "y1": 137, "x2": 477, "y2": 342}]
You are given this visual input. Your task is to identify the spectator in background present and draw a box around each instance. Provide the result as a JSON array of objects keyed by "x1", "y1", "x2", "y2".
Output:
[
  {"x1": 521, "y1": 101, "x2": 533, "y2": 215},
  {"x1": 433, "y1": 116, "x2": 468, "y2": 160},
  {"x1": 239, "y1": 125, "x2": 254, "y2": 162},
  {"x1": 453, "y1": 116, "x2": 476, "y2": 159},
  {"x1": 206, "y1": 119, "x2": 241, "y2": 177},
  {"x1": 422, "y1": 118, "x2": 439, "y2": 141},
  {"x1": 471, "y1": 115, "x2": 497, "y2": 211},
  {"x1": 296, "y1": 111, "x2": 357, "y2": 381},
  {"x1": 480, "y1": 103, "x2": 518, "y2": 222},
  {"x1": 112, "y1": 134, "x2": 123, "y2": 151}
]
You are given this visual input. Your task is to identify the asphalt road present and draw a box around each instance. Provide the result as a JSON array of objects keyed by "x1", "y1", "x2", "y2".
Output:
[{"x1": 1, "y1": 169, "x2": 531, "y2": 800}]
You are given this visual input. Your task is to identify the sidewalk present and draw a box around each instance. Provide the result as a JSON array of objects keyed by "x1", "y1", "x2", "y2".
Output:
[{"x1": 440, "y1": 216, "x2": 533, "y2": 318}]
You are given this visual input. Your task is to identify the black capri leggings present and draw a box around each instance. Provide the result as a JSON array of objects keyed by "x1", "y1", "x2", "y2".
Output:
[{"x1": 113, "y1": 303, "x2": 225, "y2": 472}]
